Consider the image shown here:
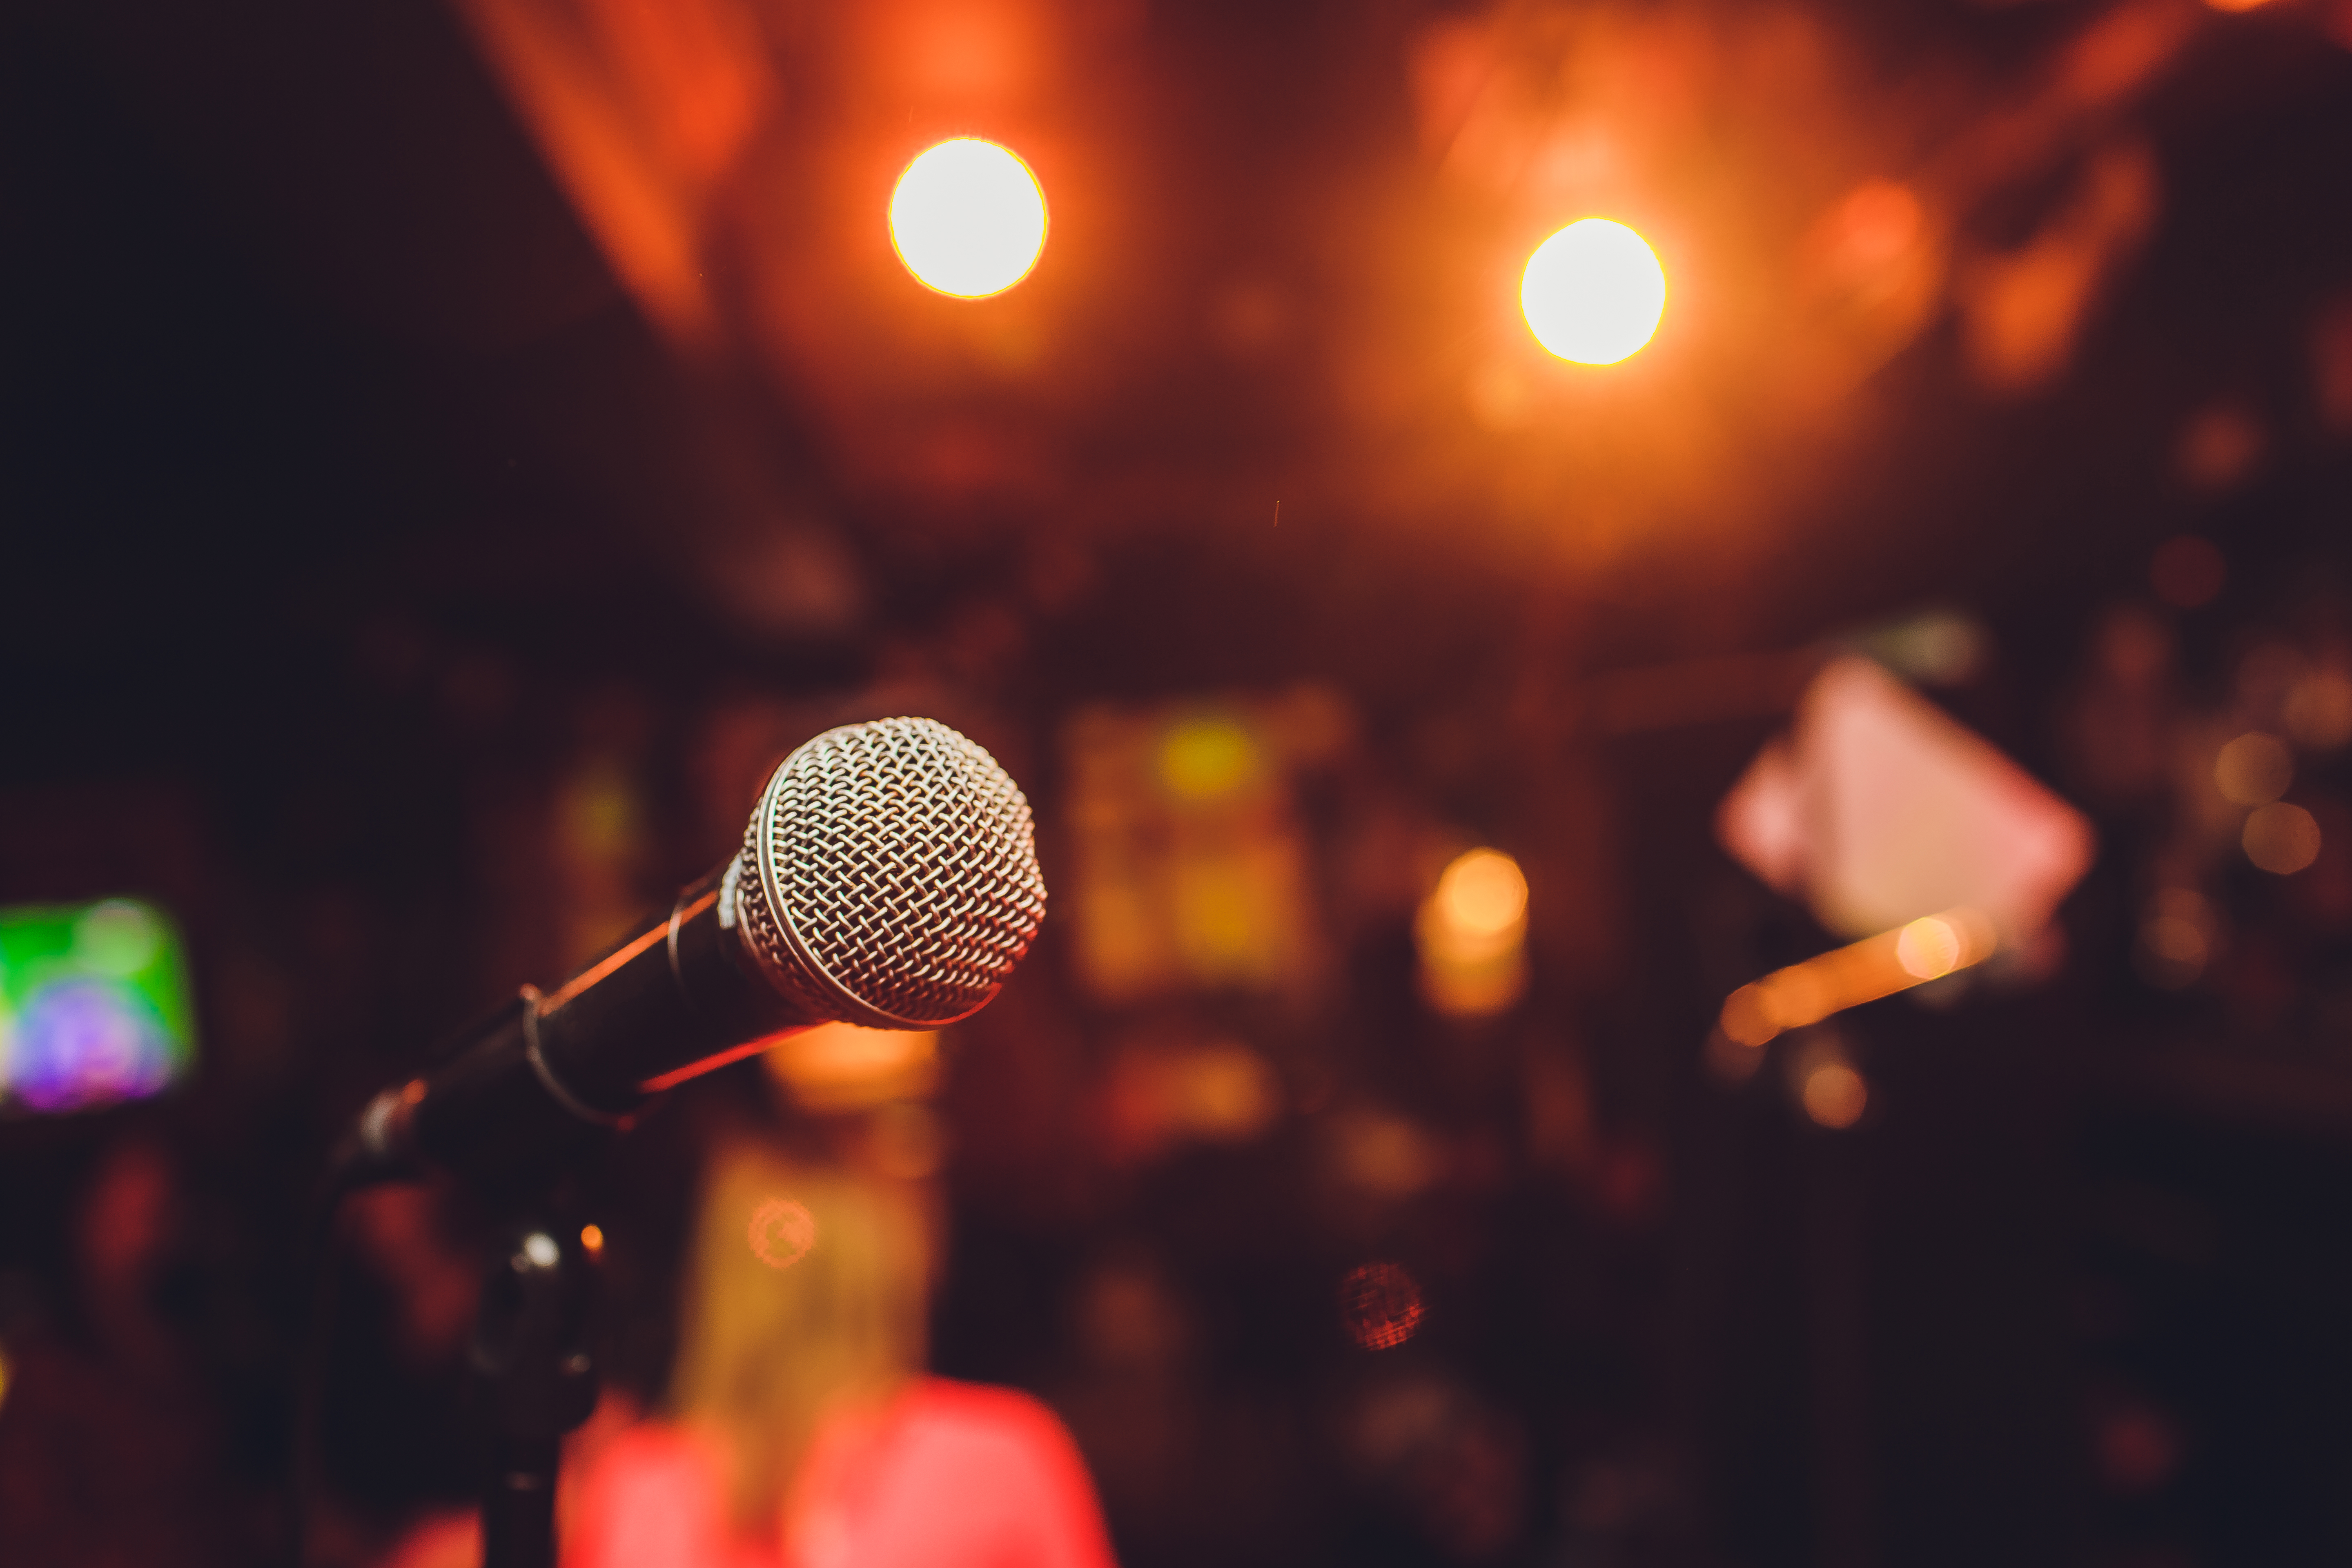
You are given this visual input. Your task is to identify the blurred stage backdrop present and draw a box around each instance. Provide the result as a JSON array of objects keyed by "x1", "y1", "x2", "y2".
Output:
[{"x1": 7, "y1": 0, "x2": 2352, "y2": 1564}]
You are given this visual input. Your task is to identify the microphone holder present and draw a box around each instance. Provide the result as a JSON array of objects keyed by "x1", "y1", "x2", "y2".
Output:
[{"x1": 468, "y1": 1217, "x2": 599, "y2": 1568}]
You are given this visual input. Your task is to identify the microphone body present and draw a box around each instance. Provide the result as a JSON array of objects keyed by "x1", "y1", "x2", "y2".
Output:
[
  {"x1": 351, "y1": 862, "x2": 804, "y2": 1192},
  {"x1": 338, "y1": 716, "x2": 1047, "y2": 1194}
]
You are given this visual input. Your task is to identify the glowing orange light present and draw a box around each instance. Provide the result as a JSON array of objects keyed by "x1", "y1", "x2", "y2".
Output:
[
  {"x1": 579, "y1": 1223, "x2": 605, "y2": 1258},
  {"x1": 2286, "y1": 666, "x2": 2352, "y2": 750},
  {"x1": 889, "y1": 138, "x2": 1048, "y2": 298},
  {"x1": 1895, "y1": 915, "x2": 1964, "y2": 980},
  {"x1": 1431, "y1": 849, "x2": 1528, "y2": 945},
  {"x1": 1520, "y1": 218, "x2": 1666, "y2": 364},
  {"x1": 1801, "y1": 1060, "x2": 1868, "y2": 1129},
  {"x1": 747, "y1": 1196, "x2": 817, "y2": 1270},
  {"x1": 766, "y1": 1021, "x2": 940, "y2": 1111},
  {"x1": 1417, "y1": 848, "x2": 1530, "y2": 1017},
  {"x1": 2205, "y1": 0, "x2": 2271, "y2": 12},
  {"x1": 2215, "y1": 732, "x2": 2292, "y2": 806},
  {"x1": 1339, "y1": 1262, "x2": 1425, "y2": 1350},
  {"x1": 2245, "y1": 802, "x2": 2322, "y2": 875},
  {"x1": 1719, "y1": 906, "x2": 1996, "y2": 1048}
]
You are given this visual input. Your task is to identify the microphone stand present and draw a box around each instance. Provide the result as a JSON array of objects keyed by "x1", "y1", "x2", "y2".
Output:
[{"x1": 469, "y1": 1217, "x2": 599, "y2": 1568}]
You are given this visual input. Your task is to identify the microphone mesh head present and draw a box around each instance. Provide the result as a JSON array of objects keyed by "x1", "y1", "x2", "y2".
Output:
[{"x1": 733, "y1": 717, "x2": 1047, "y2": 1028}]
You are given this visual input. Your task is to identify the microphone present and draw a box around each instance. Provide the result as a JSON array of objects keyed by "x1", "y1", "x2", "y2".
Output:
[{"x1": 339, "y1": 716, "x2": 1047, "y2": 1193}]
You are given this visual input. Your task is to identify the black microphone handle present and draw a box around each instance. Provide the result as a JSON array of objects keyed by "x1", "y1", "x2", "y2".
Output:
[{"x1": 347, "y1": 863, "x2": 820, "y2": 1194}]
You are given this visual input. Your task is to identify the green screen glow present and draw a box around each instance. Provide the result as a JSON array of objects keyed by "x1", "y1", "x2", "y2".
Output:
[{"x1": 0, "y1": 899, "x2": 196, "y2": 1113}]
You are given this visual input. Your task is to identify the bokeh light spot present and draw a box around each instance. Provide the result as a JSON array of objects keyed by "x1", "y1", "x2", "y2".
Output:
[
  {"x1": 1432, "y1": 849, "x2": 1528, "y2": 944},
  {"x1": 747, "y1": 1196, "x2": 818, "y2": 1270},
  {"x1": 1339, "y1": 1261, "x2": 1426, "y2": 1350},
  {"x1": 1801, "y1": 1061, "x2": 1868, "y2": 1129},
  {"x1": 2215, "y1": 732, "x2": 2292, "y2": 806},
  {"x1": 579, "y1": 1223, "x2": 605, "y2": 1258},
  {"x1": 76, "y1": 900, "x2": 161, "y2": 976},
  {"x1": 1520, "y1": 218, "x2": 1666, "y2": 365},
  {"x1": 2244, "y1": 802, "x2": 2322, "y2": 875},
  {"x1": 1158, "y1": 717, "x2": 1259, "y2": 801},
  {"x1": 1417, "y1": 849, "x2": 1530, "y2": 1017},
  {"x1": 1895, "y1": 915, "x2": 1962, "y2": 980},
  {"x1": 889, "y1": 138, "x2": 1048, "y2": 299},
  {"x1": 2285, "y1": 666, "x2": 2352, "y2": 750}
]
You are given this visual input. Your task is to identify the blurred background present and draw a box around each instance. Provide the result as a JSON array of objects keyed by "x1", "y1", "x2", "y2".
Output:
[{"x1": 6, "y1": 0, "x2": 2352, "y2": 1563}]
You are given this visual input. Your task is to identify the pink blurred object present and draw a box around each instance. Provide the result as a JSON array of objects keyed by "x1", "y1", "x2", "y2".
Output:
[
  {"x1": 1717, "y1": 657, "x2": 2094, "y2": 942},
  {"x1": 564, "y1": 1379, "x2": 1118, "y2": 1568}
]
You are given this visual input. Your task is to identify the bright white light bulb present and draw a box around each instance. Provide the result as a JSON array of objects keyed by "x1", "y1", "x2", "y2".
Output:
[
  {"x1": 1520, "y1": 218, "x2": 1667, "y2": 365},
  {"x1": 889, "y1": 138, "x2": 1049, "y2": 299}
]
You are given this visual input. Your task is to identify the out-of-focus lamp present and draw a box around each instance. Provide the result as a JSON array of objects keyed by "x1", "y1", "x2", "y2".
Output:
[
  {"x1": 1416, "y1": 848, "x2": 1529, "y2": 1017},
  {"x1": 1520, "y1": 218, "x2": 1666, "y2": 365},
  {"x1": 889, "y1": 138, "x2": 1049, "y2": 298},
  {"x1": 765, "y1": 1021, "x2": 940, "y2": 1111}
]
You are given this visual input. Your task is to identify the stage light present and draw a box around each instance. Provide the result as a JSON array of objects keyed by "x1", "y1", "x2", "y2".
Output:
[
  {"x1": 889, "y1": 138, "x2": 1048, "y2": 298},
  {"x1": 1520, "y1": 218, "x2": 1666, "y2": 365}
]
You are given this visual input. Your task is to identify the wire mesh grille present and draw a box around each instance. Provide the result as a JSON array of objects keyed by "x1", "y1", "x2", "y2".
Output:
[{"x1": 734, "y1": 717, "x2": 1046, "y2": 1027}]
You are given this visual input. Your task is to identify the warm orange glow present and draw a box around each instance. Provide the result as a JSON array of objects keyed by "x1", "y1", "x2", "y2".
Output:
[
  {"x1": 1431, "y1": 849, "x2": 1528, "y2": 943},
  {"x1": 1895, "y1": 914, "x2": 1964, "y2": 980},
  {"x1": 579, "y1": 1223, "x2": 605, "y2": 1258},
  {"x1": 1520, "y1": 218, "x2": 1666, "y2": 364},
  {"x1": 766, "y1": 1021, "x2": 940, "y2": 1111},
  {"x1": 1801, "y1": 1060, "x2": 1868, "y2": 1129},
  {"x1": 1105, "y1": 1040, "x2": 1281, "y2": 1160},
  {"x1": 2287, "y1": 666, "x2": 2352, "y2": 749},
  {"x1": 1157, "y1": 717, "x2": 1260, "y2": 801},
  {"x1": 747, "y1": 1196, "x2": 818, "y2": 1270},
  {"x1": 2215, "y1": 732, "x2": 2292, "y2": 806},
  {"x1": 2205, "y1": 0, "x2": 2272, "y2": 11},
  {"x1": 889, "y1": 138, "x2": 1048, "y2": 298},
  {"x1": 1417, "y1": 848, "x2": 1530, "y2": 1016},
  {"x1": 1719, "y1": 906, "x2": 1996, "y2": 1047},
  {"x1": 1339, "y1": 1262, "x2": 1426, "y2": 1350},
  {"x1": 2245, "y1": 802, "x2": 2322, "y2": 874}
]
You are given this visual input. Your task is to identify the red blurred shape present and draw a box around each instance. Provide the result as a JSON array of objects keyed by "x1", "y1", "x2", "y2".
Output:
[
  {"x1": 747, "y1": 1197, "x2": 817, "y2": 1271},
  {"x1": 1340, "y1": 1262, "x2": 1427, "y2": 1351},
  {"x1": 1717, "y1": 659, "x2": 2093, "y2": 943},
  {"x1": 566, "y1": 1379, "x2": 1118, "y2": 1568}
]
